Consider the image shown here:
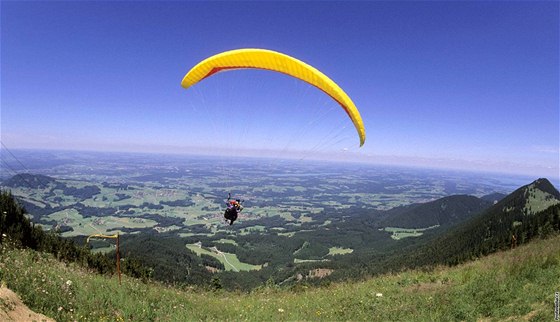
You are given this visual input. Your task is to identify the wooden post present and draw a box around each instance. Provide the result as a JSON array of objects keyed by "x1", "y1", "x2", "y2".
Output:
[
  {"x1": 86, "y1": 233, "x2": 121, "y2": 286},
  {"x1": 116, "y1": 233, "x2": 121, "y2": 285},
  {"x1": 0, "y1": 211, "x2": 6, "y2": 244}
]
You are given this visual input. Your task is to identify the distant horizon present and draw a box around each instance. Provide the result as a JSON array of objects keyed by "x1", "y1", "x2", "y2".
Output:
[{"x1": 0, "y1": 146, "x2": 554, "y2": 186}]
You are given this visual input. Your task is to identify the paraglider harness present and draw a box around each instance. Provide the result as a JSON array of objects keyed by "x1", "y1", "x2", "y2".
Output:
[{"x1": 224, "y1": 193, "x2": 243, "y2": 225}]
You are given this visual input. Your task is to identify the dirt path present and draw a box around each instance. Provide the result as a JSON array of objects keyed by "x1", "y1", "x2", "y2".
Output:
[
  {"x1": 0, "y1": 287, "x2": 54, "y2": 322},
  {"x1": 210, "y1": 246, "x2": 239, "y2": 272}
]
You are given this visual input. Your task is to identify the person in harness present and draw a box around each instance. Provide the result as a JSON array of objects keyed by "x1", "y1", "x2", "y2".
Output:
[{"x1": 224, "y1": 193, "x2": 243, "y2": 225}]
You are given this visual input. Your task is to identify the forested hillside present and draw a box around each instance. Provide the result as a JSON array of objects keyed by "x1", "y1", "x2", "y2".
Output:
[
  {"x1": 401, "y1": 178, "x2": 560, "y2": 267},
  {"x1": 0, "y1": 190, "x2": 150, "y2": 280},
  {"x1": 380, "y1": 194, "x2": 493, "y2": 228}
]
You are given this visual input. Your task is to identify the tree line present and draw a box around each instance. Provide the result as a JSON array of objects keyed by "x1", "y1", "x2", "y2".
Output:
[{"x1": 0, "y1": 190, "x2": 151, "y2": 280}]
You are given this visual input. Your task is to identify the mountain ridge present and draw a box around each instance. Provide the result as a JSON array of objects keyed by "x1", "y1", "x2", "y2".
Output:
[
  {"x1": 400, "y1": 178, "x2": 560, "y2": 267},
  {"x1": 2, "y1": 173, "x2": 56, "y2": 189},
  {"x1": 380, "y1": 194, "x2": 493, "y2": 229}
]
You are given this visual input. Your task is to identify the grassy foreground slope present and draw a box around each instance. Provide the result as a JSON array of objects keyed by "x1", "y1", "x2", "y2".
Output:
[{"x1": 2, "y1": 234, "x2": 559, "y2": 321}]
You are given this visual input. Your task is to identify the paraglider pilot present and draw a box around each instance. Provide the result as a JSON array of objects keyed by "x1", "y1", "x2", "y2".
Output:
[{"x1": 224, "y1": 193, "x2": 243, "y2": 225}]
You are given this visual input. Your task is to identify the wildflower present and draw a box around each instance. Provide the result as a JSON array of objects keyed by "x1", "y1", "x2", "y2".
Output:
[
  {"x1": 376, "y1": 293, "x2": 383, "y2": 297},
  {"x1": 66, "y1": 280, "x2": 73, "y2": 286},
  {"x1": 58, "y1": 307, "x2": 63, "y2": 312},
  {"x1": 278, "y1": 308, "x2": 284, "y2": 313}
]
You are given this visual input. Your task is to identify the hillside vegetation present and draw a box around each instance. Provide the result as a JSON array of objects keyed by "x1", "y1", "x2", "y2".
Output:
[
  {"x1": 2, "y1": 233, "x2": 559, "y2": 321},
  {"x1": 1, "y1": 177, "x2": 559, "y2": 320},
  {"x1": 380, "y1": 195, "x2": 493, "y2": 229},
  {"x1": 399, "y1": 179, "x2": 560, "y2": 268}
]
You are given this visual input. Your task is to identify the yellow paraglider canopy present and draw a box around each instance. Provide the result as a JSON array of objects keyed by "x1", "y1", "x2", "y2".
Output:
[{"x1": 181, "y1": 48, "x2": 366, "y2": 147}]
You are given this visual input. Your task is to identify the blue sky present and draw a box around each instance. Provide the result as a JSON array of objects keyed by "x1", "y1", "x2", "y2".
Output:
[{"x1": 1, "y1": 1, "x2": 558, "y2": 179}]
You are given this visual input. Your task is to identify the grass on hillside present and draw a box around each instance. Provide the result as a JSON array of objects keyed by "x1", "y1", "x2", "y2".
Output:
[
  {"x1": 327, "y1": 247, "x2": 353, "y2": 255},
  {"x1": 186, "y1": 244, "x2": 262, "y2": 272},
  {"x1": 383, "y1": 226, "x2": 440, "y2": 240},
  {"x1": 1, "y1": 235, "x2": 559, "y2": 321}
]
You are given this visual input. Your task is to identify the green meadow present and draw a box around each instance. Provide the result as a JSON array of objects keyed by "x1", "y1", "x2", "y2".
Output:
[
  {"x1": 2, "y1": 234, "x2": 558, "y2": 321},
  {"x1": 383, "y1": 226, "x2": 440, "y2": 240},
  {"x1": 186, "y1": 244, "x2": 262, "y2": 272}
]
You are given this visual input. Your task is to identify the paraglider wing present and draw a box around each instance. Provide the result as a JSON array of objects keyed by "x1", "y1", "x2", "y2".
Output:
[{"x1": 181, "y1": 48, "x2": 366, "y2": 147}]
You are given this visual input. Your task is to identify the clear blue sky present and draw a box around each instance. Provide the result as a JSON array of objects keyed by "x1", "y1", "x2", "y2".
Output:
[{"x1": 1, "y1": 1, "x2": 558, "y2": 179}]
